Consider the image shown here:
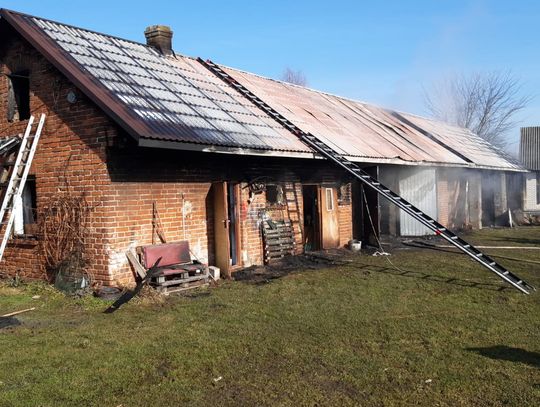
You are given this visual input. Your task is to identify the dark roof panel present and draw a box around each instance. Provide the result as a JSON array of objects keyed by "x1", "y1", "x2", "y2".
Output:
[{"x1": 6, "y1": 11, "x2": 310, "y2": 153}]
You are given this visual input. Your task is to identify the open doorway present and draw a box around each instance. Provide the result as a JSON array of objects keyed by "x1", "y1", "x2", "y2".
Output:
[
  {"x1": 302, "y1": 185, "x2": 320, "y2": 251},
  {"x1": 352, "y1": 166, "x2": 380, "y2": 245},
  {"x1": 212, "y1": 182, "x2": 241, "y2": 276}
]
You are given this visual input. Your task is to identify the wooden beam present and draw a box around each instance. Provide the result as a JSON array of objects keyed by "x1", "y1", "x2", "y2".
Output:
[{"x1": 126, "y1": 249, "x2": 147, "y2": 279}]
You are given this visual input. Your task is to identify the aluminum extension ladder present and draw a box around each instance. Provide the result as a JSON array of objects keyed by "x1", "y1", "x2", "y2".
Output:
[
  {"x1": 0, "y1": 114, "x2": 45, "y2": 262},
  {"x1": 197, "y1": 58, "x2": 534, "y2": 294}
]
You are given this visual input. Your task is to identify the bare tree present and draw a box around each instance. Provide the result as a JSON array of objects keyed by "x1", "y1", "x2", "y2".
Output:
[
  {"x1": 281, "y1": 67, "x2": 307, "y2": 86},
  {"x1": 424, "y1": 71, "x2": 532, "y2": 149}
]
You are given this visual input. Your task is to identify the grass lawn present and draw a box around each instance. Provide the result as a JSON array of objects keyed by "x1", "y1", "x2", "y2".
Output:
[{"x1": 1, "y1": 227, "x2": 540, "y2": 406}]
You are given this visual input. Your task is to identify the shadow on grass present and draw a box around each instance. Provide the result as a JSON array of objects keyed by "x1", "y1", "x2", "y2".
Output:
[
  {"x1": 355, "y1": 263, "x2": 509, "y2": 292},
  {"x1": 483, "y1": 236, "x2": 540, "y2": 246},
  {"x1": 104, "y1": 282, "x2": 145, "y2": 314},
  {"x1": 467, "y1": 345, "x2": 540, "y2": 369},
  {"x1": 104, "y1": 258, "x2": 162, "y2": 314}
]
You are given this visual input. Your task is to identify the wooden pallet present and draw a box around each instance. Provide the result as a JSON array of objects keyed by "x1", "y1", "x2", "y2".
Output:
[
  {"x1": 262, "y1": 219, "x2": 295, "y2": 263},
  {"x1": 150, "y1": 273, "x2": 209, "y2": 295}
]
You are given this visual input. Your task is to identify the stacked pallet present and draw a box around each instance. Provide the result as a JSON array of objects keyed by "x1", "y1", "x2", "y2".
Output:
[{"x1": 262, "y1": 219, "x2": 295, "y2": 263}]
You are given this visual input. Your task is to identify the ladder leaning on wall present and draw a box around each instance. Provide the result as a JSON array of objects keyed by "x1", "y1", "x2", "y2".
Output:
[
  {"x1": 197, "y1": 58, "x2": 535, "y2": 295},
  {"x1": 0, "y1": 114, "x2": 45, "y2": 262}
]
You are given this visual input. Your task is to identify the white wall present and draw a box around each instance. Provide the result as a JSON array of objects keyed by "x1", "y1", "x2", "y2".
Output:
[
  {"x1": 399, "y1": 168, "x2": 437, "y2": 236},
  {"x1": 524, "y1": 171, "x2": 540, "y2": 211}
]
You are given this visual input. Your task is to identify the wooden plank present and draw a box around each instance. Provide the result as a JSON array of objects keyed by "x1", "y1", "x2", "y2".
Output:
[
  {"x1": 266, "y1": 252, "x2": 293, "y2": 259},
  {"x1": 2, "y1": 307, "x2": 35, "y2": 317},
  {"x1": 159, "y1": 281, "x2": 209, "y2": 295},
  {"x1": 263, "y1": 225, "x2": 293, "y2": 231},
  {"x1": 265, "y1": 238, "x2": 294, "y2": 244},
  {"x1": 151, "y1": 274, "x2": 208, "y2": 287},
  {"x1": 265, "y1": 243, "x2": 295, "y2": 249},
  {"x1": 265, "y1": 238, "x2": 295, "y2": 245},
  {"x1": 265, "y1": 246, "x2": 295, "y2": 253},
  {"x1": 263, "y1": 230, "x2": 294, "y2": 237},
  {"x1": 126, "y1": 249, "x2": 146, "y2": 279},
  {"x1": 266, "y1": 248, "x2": 294, "y2": 255}
]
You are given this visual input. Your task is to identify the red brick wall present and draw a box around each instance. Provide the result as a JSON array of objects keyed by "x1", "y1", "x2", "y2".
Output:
[
  {"x1": 0, "y1": 30, "x2": 117, "y2": 282},
  {"x1": 338, "y1": 199, "x2": 353, "y2": 247}
]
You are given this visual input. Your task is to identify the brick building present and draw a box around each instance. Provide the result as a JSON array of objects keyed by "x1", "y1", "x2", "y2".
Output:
[{"x1": 0, "y1": 9, "x2": 524, "y2": 286}]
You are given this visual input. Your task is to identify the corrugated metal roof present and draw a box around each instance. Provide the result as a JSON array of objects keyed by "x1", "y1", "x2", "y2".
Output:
[
  {"x1": 0, "y1": 9, "x2": 523, "y2": 170},
  {"x1": 221, "y1": 66, "x2": 522, "y2": 170},
  {"x1": 520, "y1": 127, "x2": 540, "y2": 170},
  {"x1": 5, "y1": 11, "x2": 309, "y2": 153},
  {"x1": 402, "y1": 113, "x2": 522, "y2": 170}
]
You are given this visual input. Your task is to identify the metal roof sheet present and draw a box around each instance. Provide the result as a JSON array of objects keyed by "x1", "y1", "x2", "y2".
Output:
[
  {"x1": 402, "y1": 113, "x2": 522, "y2": 170},
  {"x1": 221, "y1": 66, "x2": 522, "y2": 170},
  {"x1": 3, "y1": 10, "x2": 309, "y2": 153},
  {"x1": 520, "y1": 127, "x2": 540, "y2": 171},
  {"x1": 0, "y1": 9, "x2": 523, "y2": 170}
]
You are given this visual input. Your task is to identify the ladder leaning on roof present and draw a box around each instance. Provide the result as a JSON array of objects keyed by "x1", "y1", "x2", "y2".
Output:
[
  {"x1": 197, "y1": 58, "x2": 535, "y2": 295},
  {"x1": 0, "y1": 114, "x2": 45, "y2": 262}
]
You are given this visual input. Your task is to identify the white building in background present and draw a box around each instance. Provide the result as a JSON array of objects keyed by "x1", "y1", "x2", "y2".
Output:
[{"x1": 520, "y1": 127, "x2": 540, "y2": 212}]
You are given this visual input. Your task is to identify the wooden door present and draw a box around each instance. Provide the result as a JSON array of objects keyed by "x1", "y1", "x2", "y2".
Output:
[
  {"x1": 319, "y1": 186, "x2": 340, "y2": 248},
  {"x1": 213, "y1": 182, "x2": 230, "y2": 277}
]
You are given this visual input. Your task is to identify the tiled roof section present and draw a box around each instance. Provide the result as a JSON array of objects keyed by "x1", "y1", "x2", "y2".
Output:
[
  {"x1": 23, "y1": 15, "x2": 310, "y2": 153},
  {"x1": 222, "y1": 66, "x2": 522, "y2": 170}
]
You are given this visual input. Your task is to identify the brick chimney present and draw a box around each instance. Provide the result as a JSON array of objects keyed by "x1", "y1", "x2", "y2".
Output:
[{"x1": 144, "y1": 25, "x2": 173, "y2": 55}]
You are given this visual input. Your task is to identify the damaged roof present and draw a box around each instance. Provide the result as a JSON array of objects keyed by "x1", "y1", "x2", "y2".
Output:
[
  {"x1": 0, "y1": 9, "x2": 523, "y2": 171},
  {"x1": 222, "y1": 66, "x2": 522, "y2": 170}
]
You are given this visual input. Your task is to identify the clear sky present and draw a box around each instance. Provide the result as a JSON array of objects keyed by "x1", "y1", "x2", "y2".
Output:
[{"x1": 3, "y1": 0, "x2": 539, "y2": 153}]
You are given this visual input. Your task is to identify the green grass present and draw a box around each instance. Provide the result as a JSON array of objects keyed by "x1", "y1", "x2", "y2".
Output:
[{"x1": 1, "y1": 227, "x2": 540, "y2": 406}]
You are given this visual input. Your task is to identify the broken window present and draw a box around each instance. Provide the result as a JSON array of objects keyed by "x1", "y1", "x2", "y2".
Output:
[
  {"x1": 337, "y1": 183, "x2": 351, "y2": 205},
  {"x1": 266, "y1": 184, "x2": 284, "y2": 206},
  {"x1": 13, "y1": 176, "x2": 37, "y2": 236},
  {"x1": 7, "y1": 71, "x2": 30, "y2": 122}
]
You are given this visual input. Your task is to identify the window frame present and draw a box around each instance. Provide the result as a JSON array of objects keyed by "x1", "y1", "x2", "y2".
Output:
[
  {"x1": 325, "y1": 187, "x2": 334, "y2": 211},
  {"x1": 13, "y1": 176, "x2": 37, "y2": 237},
  {"x1": 7, "y1": 70, "x2": 31, "y2": 122},
  {"x1": 265, "y1": 184, "x2": 284, "y2": 206}
]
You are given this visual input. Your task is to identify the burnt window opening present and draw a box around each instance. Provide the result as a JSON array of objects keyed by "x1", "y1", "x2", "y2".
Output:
[
  {"x1": 337, "y1": 183, "x2": 351, "y2": 205},
  {"x1": 14, "y1": 176, "x2": 37, "y2": 236},
  {"x1": 266, "y1": 184, "x2": 284, "y2": 206},
  {"x1": 7, "y1": 71, "x2": 30, "y2": 122}
]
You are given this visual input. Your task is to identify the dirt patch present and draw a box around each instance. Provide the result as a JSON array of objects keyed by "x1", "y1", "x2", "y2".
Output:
[{"x1": 234, "y1": 249, "x2": 355, "y2": 284}]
